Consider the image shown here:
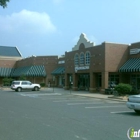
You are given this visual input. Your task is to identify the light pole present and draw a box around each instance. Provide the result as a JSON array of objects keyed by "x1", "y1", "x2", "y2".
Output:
[{"x1": 53, "y1": 76, "x2": 55, "y2": 93}]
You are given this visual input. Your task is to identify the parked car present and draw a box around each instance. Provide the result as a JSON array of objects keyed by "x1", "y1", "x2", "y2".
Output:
[
  {"x1": 11, "y1": 81, "x2": 41, "y2": 92},
  {"x1": 126, "y1": 95, "x2": 140, "y2": 113}
]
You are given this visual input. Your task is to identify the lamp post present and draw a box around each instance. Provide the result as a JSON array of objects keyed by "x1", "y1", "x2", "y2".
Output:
[
  {"x1": 69, "y1": 75, "x2": 72, "y2": 94},
  {"x1": 53, "y1": 76, "x2": 55, "y2": 93}
]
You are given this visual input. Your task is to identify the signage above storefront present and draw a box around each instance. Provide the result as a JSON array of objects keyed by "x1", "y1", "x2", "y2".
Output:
[
  {"x1": 130, "y1": 48, "x2": 140, "y2": 54},
  {"x1": 75, "y1": 66, "x2": 89, "y2": 72}
]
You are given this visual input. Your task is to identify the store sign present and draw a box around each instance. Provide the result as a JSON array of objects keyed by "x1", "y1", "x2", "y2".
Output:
[
  {"x1": 75, "y1": 66, "x2": 89, "y2": 72},
  {"x1": 130, "y1": 48, "x2": 140, "y2": 54},
  {"x1": 58, "y1": 60, "x2": 65, "y2": 64}
]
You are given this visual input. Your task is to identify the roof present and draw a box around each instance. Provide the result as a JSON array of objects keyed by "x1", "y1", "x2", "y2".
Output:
[
  {"x1": 119, "y1": 58, "x2": 140, "y2": 72},
  {"x1": 0, "y1": 67, "x2": 14, "y2": 77},
  {"x1": 0, "y1": 46, "x2": 22, "y2": 57},
  {"x1": 0, "y1": 65, "x2": 46, "y2": 77},
  {"x1": 51, "y1": 67, "x2": 65, "y2": 75},
  {"x1": 12, "y1": 65, "x2": 46, "y2": 77}
]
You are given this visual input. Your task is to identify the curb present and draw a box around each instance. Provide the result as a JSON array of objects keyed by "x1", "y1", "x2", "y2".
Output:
[{"x1": 72, "y1": 94, "x2": 127, "y2": 102}]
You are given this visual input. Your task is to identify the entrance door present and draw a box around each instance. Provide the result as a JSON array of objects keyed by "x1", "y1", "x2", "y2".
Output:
[{"x1": 78, "y1": 74, "x2": 90, "y2": 90}]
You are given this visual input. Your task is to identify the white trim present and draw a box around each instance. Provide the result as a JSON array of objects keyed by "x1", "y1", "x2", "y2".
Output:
[{"x1": 72, "y1": 33, "x2": 94, "y2": 51}]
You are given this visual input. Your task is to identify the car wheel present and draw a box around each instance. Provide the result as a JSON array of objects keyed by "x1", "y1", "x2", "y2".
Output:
[
  {"x1": 134, "y1": 110, "x2": 140, "y2": 114},
  {"x1": 17, "y1": 87, "x2": 22, "y2": 92},
  {"x1": 34, "y1": 86, "x2": 39, "y2": 91}
]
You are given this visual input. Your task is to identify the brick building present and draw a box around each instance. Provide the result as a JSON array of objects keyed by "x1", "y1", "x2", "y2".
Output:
[
  {"x1": 1, "y1": 33, "x2": 140, "y2": 92},
  {"x1": 0, "y1": 46, "x2": 58, "y2": 86},
  {"x1": 60, "y1": 33, "x2": 140, "y2": 92}
]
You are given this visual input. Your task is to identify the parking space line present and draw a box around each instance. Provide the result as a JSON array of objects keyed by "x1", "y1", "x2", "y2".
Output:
[
  {"x1": 110, "y1": 111, "x2": 134, "y2": 114},
  {"x1": 53, "y1": 99, "x2": 100, "y2": 102},
  {"x1": 85, "y1": 105, "x2": 125, "y2": 109},
  {"x1": 67, "y1": 102, "x2": 103, "y2": 105},
  {"x1": 67, "y1": 101, "x2": 122, "y2": 105}
]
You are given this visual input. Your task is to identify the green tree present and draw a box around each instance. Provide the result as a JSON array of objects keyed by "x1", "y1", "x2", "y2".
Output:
[
  {"x1": 19, "y1": 74, "x2": 27, "y2": 80},
  {"x1": 0, "y1": 0, "x2": 10, "y2": 8}
]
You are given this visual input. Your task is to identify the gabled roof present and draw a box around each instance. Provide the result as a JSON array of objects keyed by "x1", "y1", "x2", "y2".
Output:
[
  {"x1": 119, "y1": 58, "x2": 140, "y2": 72},
  {"x1": 0, "y1": 67, "x2": 14, "y2": 77},
  {"x1": 0, "y1": 46, "x2": 22, "y2": 57},
  {"x1": 11, "y1": 65, "x2": 46, "y2": 77},
  {"x1": 51, "y1": 67, "x2": 65, "y2": 75}
]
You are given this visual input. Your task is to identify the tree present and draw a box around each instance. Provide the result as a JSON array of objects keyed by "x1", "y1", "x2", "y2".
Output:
[
  {"x1": 0, "y1": 0, "x2": 10, "y2": 8},
  {"x1": 19, "y1": 74, "x2": 27, "y2": 80}
]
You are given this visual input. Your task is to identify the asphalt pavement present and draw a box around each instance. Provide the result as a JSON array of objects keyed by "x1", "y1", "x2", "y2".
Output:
[
  {"x1": 0, "y1": 89, "x2": 137, "y2": 140},
  {"x1": 1, "y1": 87, "x2": 128, "y2": 102}
]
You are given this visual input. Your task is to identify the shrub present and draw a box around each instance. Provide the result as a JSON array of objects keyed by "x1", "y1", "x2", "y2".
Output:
[
  {"x1": 19, "y1": 74, "x2": 26, "y2": 80},
  {"x1": 115, "y1": 83, "x2": 132, "y2": 95},
  {"x1": 2, "y1": 78, "x2": 14, "y2": 86},
  {"x1": 40, "y1": 83, "x2": 45, "y2": 87}
]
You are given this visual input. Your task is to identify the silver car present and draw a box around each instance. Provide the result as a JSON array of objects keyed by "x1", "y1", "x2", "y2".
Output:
[
  {"x1": 11, "y1": 81, "x2": 41, "y2": 92},
  {"x1": 127, "y1": 95, "x2": 140, "y2": 113}
]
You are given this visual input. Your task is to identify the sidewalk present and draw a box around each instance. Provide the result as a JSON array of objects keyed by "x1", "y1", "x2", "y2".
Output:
[{"x1": 42, "y1": 87, "x2": 128, "y2": 102}]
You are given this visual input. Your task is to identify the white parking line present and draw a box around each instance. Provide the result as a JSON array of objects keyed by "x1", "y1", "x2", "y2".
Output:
[
  {"x1": 110, "y1": 111, "x2": 134, "y2": 114},
  {"x1": 85, "y1": 105, "x2": 125, "y2": 109},
  {"x1": 53, "y1": 99, "x2": 100, "y2": 102},
  {"x1": 19, "y1": 93, "x2": 61, "y2": 97},
  {"x1": 67, "y1": 101, "x2": 121, "y2": 106},
  {"x1": 67, "y1": 102, "x2": 103, "y2": 105}
]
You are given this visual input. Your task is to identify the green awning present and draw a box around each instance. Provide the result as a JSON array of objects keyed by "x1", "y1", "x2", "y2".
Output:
[
  {"x1": 51, "y1": 67, "x2": 65, "y2": 75},
  {"x1": 12, "y1": 65, "x2": 46, "y2": 77},
  {"x1": 0, "y1": 67, "x2": 14, "y2": 77},
  {"x1": 119, "y1": 58, "x2": 140, "y2": 72}
]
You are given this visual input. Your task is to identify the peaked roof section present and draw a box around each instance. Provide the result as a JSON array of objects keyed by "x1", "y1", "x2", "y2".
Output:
[
  {"x1": 72, "y1": 33, "x2": 95, "y2": 51},
  {"x1": 0, "y1": 67, "x2": 14, "y2": 77},
  {"x1": 11, "y1": 65, "x2": 46, "y2": 77},
  {"x1": 119, "y1": 58, "x2": 140, "y2": 72},
  {"x1": 0, "y1": 46, "x2": 22, "y2": 57},
  {"x1": 51, "y1": 67, "x2": 65, "y2": 75}
]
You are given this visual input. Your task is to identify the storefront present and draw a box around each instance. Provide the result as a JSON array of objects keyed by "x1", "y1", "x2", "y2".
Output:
[{"x1": 64, "y1": 33, "x2": 129, "y2": 92}]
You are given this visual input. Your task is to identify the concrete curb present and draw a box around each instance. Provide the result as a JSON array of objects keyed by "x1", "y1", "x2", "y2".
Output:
[{"x1": 72, "y1": 94, "x2": 127, "y2": 102}]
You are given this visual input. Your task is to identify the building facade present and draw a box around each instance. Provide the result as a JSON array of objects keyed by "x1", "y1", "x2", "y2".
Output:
[{"x1": 1, "y1": 33, "x2": 140, "y2": 92}]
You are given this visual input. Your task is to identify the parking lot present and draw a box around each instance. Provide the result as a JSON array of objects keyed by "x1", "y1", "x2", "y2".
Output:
[{"x1": 0, "y1": 88, "x2": 139, "y2": 140}]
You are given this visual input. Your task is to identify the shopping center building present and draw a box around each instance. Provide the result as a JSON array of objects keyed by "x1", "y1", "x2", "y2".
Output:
[{"x1": 1, "y1": 33, "x2": 140, "y2": 92}]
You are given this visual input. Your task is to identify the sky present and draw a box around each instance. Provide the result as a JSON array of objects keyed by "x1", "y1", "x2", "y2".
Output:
[{"x1": 0, "y1": 0, "x2": 140, "y2": 58}]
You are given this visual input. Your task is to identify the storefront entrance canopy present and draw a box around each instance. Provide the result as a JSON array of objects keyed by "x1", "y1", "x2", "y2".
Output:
[
  {"x1": 12, "y1": 65, "x2": 46, "y2": 77},
  {"x1": 0, "y1": 67, "x2": 14, "y2": 77},
  {"x1": 51, "y1": 67, "x2": 65, "y2": 75},
  {"x1": 119, "y1": 58, "x2": 140, "y2": 72}
]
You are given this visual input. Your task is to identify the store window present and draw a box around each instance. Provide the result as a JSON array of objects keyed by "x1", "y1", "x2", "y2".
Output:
[
  {"x1": 74, "y1": 53, "x2": 79, "y2": 65},
  {"x1": 80, "y1": 52, "x2": 85, "y2": 65},
  {"x1": 109, "y1": 75, "x2": 119, "y2": 87},
  {"x1": 85, "y1": 51, "x2": 90, "y2": 65},
  {"x1": 130, "y1": 75, "x2": 140, "y2": 89}
]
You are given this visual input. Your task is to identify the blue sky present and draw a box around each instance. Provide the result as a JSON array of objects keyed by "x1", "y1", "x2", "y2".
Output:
[{"x1": 0, "y1": 0, "x2": 140, "y2": 57}]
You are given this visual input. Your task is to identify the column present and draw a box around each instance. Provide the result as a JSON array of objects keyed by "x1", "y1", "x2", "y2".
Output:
[
  {"x1": 101, "y1": 72, "x2": 108, "y2": 91},
  {"x1": 72, "y1": 73, "x2": 78, "y2": 91},
  {"x1": 89, "y1": 72, "x2": 96, "y2": 92},
  {"x1": 64, "y1": 74, "x2": 69, "y2": 90}
]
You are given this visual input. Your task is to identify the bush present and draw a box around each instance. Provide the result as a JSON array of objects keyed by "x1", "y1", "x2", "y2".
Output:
[
  {"x1": 2, "y1": 78, "x2": 14, "y2": 86},
  {"x1": 114, "y1": 83, "x2": 132, "y2": 95},
  {"x1": 19, "y1": 74, "x2": 26, "y2": 80},
  {"x1": 40, "y1": 83, "x2": 45, "y2": 87}
]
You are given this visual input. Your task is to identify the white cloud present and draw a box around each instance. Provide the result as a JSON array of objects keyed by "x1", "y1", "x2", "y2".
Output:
[{"x1": 0, "y1": 9, "x2": 56, "y2": 34}]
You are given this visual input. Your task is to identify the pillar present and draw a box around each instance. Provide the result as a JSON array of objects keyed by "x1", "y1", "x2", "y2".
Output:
[
  {"x1": 101, "y1": 72, "x2": 108, "y2": 91},
  {"x1": 64, "y1": 74, "x2": 69, "y2": 90},
  {"x1": 89, "y1": 72, "x2": 96, "y2": 92},
  {"x1": 72, "y1": 73, "x2": 78, "y2": 91}
]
